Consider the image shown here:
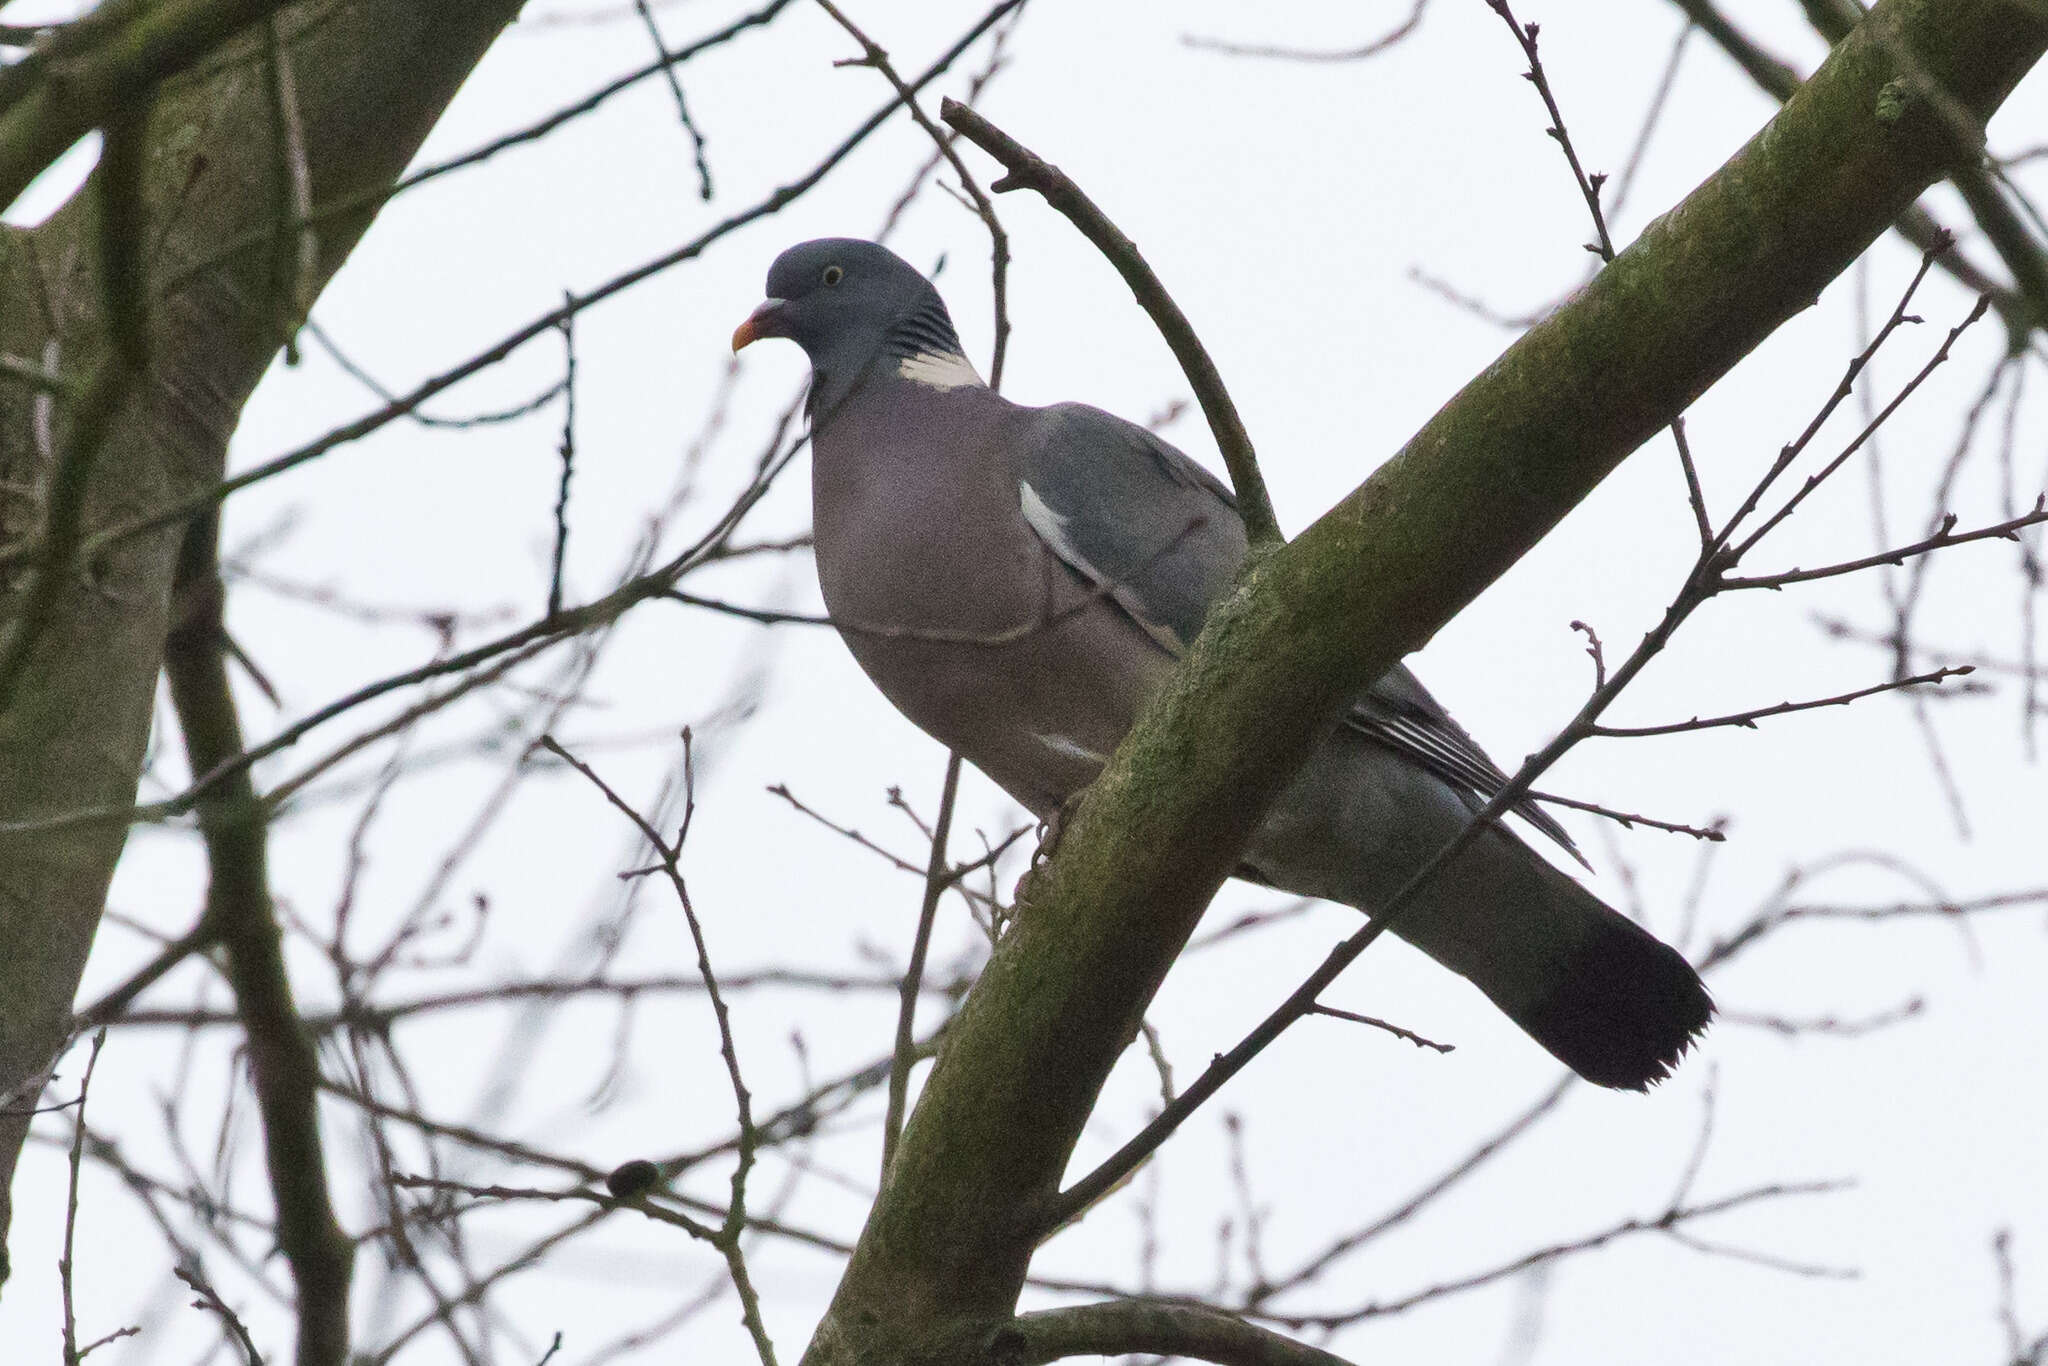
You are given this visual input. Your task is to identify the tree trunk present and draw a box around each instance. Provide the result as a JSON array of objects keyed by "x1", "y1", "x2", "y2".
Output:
[{"x1": 0, "y1": 0, "x2": 524, "y2": 1283}]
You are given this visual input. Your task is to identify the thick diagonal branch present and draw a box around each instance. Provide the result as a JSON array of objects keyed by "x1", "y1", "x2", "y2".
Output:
[
  {"x1": 985, "y1": 1302, "x2": 1358, "y2": 1366},
  {"x1": 1672, "y1": 0, "x2": 2046, "y2": 341}
]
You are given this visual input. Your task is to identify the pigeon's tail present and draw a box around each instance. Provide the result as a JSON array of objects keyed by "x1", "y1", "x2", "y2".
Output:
[
  {"x1": 1492, "y1": 852, "x2": 1713, "y2": 1089},
  {"x1": 1246, "y1": 743, "x2": 1713, "y2": 1090},
  {"x1": 1385, "y1": 833, "x2": 1714, "y2": 1090}
]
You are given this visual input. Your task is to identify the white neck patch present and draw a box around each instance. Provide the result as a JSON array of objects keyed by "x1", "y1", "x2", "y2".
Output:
[{"x1": 897, "y1": 349, "x2": 985, "y2": 391}]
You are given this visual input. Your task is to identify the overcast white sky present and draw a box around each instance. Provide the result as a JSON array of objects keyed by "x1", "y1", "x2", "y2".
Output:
[{"x1": 5, "y1": 2, "x2": 2047, "y2": 1362}]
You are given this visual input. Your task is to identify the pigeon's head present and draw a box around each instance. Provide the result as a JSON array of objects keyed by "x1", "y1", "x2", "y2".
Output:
[{"x1": 731, "y1": 239, "x2": 960, "y2": 372}]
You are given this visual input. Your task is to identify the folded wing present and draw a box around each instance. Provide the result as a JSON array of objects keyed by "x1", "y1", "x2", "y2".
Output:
[{"x1": 1016, "y1": 401, "x2": 1580, "y2": 860}]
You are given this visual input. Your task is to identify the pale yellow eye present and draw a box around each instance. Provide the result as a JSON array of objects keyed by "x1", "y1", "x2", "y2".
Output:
[{"x1": 822, "y1": 265, "x2": 844, "y2": 286}]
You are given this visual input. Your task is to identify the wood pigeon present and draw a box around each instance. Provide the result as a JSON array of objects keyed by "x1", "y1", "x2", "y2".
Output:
[{"x1": 733, "y1": 238, "x2": 1711, "y2": 1089}]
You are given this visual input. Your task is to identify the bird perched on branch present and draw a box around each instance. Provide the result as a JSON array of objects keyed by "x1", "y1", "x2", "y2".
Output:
[{"x1": 733, "y1": 237, "x2": 1710, "y2": 1089}]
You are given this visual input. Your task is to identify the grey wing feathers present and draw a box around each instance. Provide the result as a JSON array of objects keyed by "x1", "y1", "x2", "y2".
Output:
[
  {"x1": 1349, "y1": 666, "x2": 1587, "y2": 865},
  {"x1": 1017, "y1": 402, "x2": 1249, "y2": 654},
  {"x1": 1018, "y1": 401, "x2": 1583, "y2": 863}
]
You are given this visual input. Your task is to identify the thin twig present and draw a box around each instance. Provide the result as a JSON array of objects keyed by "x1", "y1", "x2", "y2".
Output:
[
  {"x1": 1569, "y1": 619, "x2": 1606, "y2": 688},
  {"x1": 882, "y1": 752, "x2": 961, "y2": 1177},
  {"x1": 816, "y1": 0, "x2": 1012, "y2": 386},
  {"x1": 150, "y1": 0, "x2": 800, "y2": 298},
  {"x1": 547, "y1": 307, "x2": 576, "y2": 617},
  {"x1": 1588, "y1": 666, "x2": 1974, "y2": 737},
  {"x1": 1247, "y1": 1074, "x2": 1575, "y2": 1308},
  {"x1": 540, "y1": 733, "x2": 779, "y2": 1365},
  {"x1": 1486, "y1": 0, "x2": 1616, "y2": 261},
  {"x1": 1306, "y1": 1004, "x2": 1454, "y2": 1054},
  {"x1": 1607, "y1": 19, "x2": 1693, "y2": 223},
  {"x1": 1260, "y1": 1180, "x2": 1851, "y2": 1330},
  {"x1": 175, "y1": 1262, "x2": 266, "y2": 1365},
  {"x1": 1181, "y1": 0, "x2": 1426, "y2": 63},
  {"x1": 1488, "y1": 1, "x2": 1722, "y2": 543},
  {"x1": 302, "y1": 317, "x2": 568, "y2": 427},
  {"x1": 59, "y1": 1030, "x2": 108, "y2": 1366},
  {"x1": 1722, "y1": 499, "x2": 2048, "y2": 590},
  {"x1": 1722, "y1": 998, "x2": 1925, "y2": 1036},
  {"x1": 1668, "y1": 1064, "x2": 1717, "y2": 1209},
  {"x1": 1672, "y1": 415, "x2": 1714, "y2": 548},
  {"x1": 634, "y1": 0, "x2": 714, "y2": 199},
  {"x1": 1523, "y1": 789, "x2": 1726, "y2": 840},
  {"x1": 1697, "y1": 884, "x2": 2048, "y2": 974},
  {"x1": 0, "y1": 431, "x2": 813, "y2": 841},
  {"x1": 1710, "y1": 235, "x2": 1955, "y2": 555},
  {"x1": 103, "y1": 968, "x2": 964, "y2": 1031},
  {"x1": 392, "y1": 1174, "x2": 715, "y2": 1240},
  {"x1": 71, "y1": 915, "x2": 222, "y2": 1029},
  {"x1": 1731, "y1": 296, "x2": 1994, "y2": 558}
]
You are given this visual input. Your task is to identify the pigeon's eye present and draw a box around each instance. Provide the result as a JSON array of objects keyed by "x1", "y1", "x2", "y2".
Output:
[{"x1": 822, "y1": 265, "x2": 845, "y2": 287}]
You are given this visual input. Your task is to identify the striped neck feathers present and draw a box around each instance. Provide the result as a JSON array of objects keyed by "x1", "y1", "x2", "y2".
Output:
[
  {"x1": 886, "y1": 299, "x2": 983, "y2": 391},
  {"x1": 808, "y1": 299, "x2": 983, "y2": 423}
]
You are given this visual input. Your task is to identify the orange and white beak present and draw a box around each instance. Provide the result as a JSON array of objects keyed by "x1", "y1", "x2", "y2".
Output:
[{"x1": 731, "y1": 298, "x2": 789, "y2": 352}]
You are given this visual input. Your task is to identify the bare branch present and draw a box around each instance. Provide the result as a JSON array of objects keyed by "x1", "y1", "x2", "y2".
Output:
[
  {"x1": 164, "y1": 521, "x2": 354, "y2": 1366},
  {"x1": 941, "y1": 97, "x2": 1282, "y2": 546},
  {"x1": 1247, "y1": 1075, "x2": 1575, "y2": 1308},
  {"x1": 1731, "y1": 295, "x2": 1994, "y2": 558},
  {"x1": 1712, "y1": 234, "x2": 1956, "y2": 553},
  {"x1": 58, "y1": 1030, "x2": 108, "y2": 1366},
  {"x1": 816, "y1": 0, "x2": 1012, "y2": 386},
  {"x1": 1589, "y1": 666, "x2": 1975, "y2": 737},
  {"x1": 1305, "y1": 1004, "x2": 1454, "y2": 1054},
  {"x1": 1485, "y1": 0, "x2": 1616, "y2": 261},
  {"x1": 883, "y1": 753, "x2": 961, "y2": 1176},
  {"x1": 1722, "y1": 499, "x2": 2048, "y2": 590},
  {"x1": 546, "y1": 309, "x2": 577, "y2": 618},
  {"x1": 175, "y1": 1262, "x2": 265, "y2": 1366},
  {"x1": 1722, "y1": 998, "x2": 1926, "y2": 1036},
  {"x1": 540, "y1": 732, "x2": 779, "y2": 1365},
  {"x1": 1524, "y1": 789, "x2": 1727, "y2": 841},
  {"x1": 1182, "y1": 0, "x2": 1426, "y2": 64},
  {"x1": 1698, "y1": 884, "x2": 2048, "y2": 973},
  {"x1": 1265, "y1": 1180, "x2": 1852, "y2": 1330},
  {"x1": 633, "y1": 0, "x2": 714, "y2": 200}
]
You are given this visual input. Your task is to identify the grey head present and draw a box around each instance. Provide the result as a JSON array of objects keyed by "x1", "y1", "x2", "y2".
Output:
[{"x1": 731, "y1": 239, "x2": 971, "y2": 418}]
